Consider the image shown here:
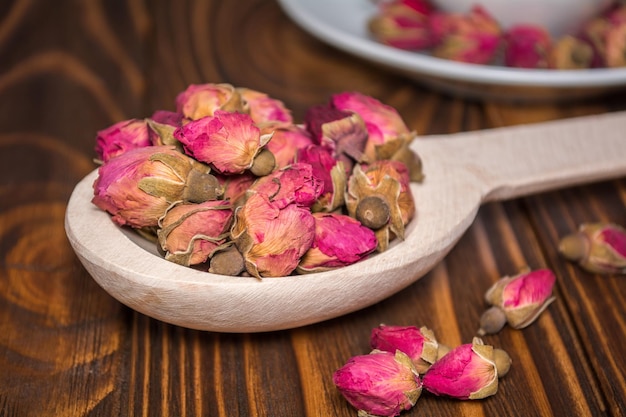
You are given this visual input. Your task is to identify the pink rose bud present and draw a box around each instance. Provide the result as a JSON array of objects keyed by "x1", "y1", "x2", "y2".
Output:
[
  {"x1": 237, "y1": 87, "x2": 293, "y2": 126},
  {"x1": 346, "y1": 160, "x2": 415, "y2": 252},
  {"x1": 174, "y1": 110, "x2": 275, "y2": 176},
  {"x1": 333, "y1": 350, "x2": 422, "y2": 417},
  {"x1": 422, "y1": 337, "x2": 511, "y2": 400},
  {"x1": 296, "y1": 144, "x2": 346, "y2": 212},
  {"x1": 504, "y1": 25, "x2": 552, "y2": 69},
  {"x1": 478, "y1": 268, "x2": 556, "y2": 335},
  {"x1": 230, "y1": 193, "x2": 315, "y2": 278},
  {"x1": 175, "y1": 83, "x2": 245, "y2": 120},
  {"x1": 368, "y1": 0, "x2": 435, "y2": 51},
  {"x1": 92, "y1": 146, "x2": 222, "y2": 228},
  {"x1": 430, "y1": 5, "x2": 502, "y2": 65},
  {"x1": 248, "y1": 163, "x2": 323, "y2": 209},
  {"x1": 559, "y1": 222, "x2": 626, "y2": 274},
  {"x1": 95, "y1": 118, "x2": 152, "y2": 163},
  {"x1": 580, "y1": 5, "x2": 626, "y2": 67},
  {"x1": 263, "y1": 124, "x2": 315, "y2": 169},
  {"x1": 548, "y1": 36, "x2": 594, "y2": 70},
  {"x1": 370, "y1": 325, "x2": 450, "y2": 374},
  {"x1": 297, "y1": 213, "x2": 378, "y2": 273},
  {"x1": 216, "y1": 172, "x2": 257, "y2": 207},
  {"x1": 157, "y1": 201, "x2": 233, "y2": 267},
  {"x1": 605, "y1": 22, "x2": 626, "y2": 67}
]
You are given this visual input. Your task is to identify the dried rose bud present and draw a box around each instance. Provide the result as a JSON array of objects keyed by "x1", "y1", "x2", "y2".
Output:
[
  {"x1": 422, "y1": 337, "x2": 511, "y2": 400},
  {"x1": 263, "y1": 124, "x2": 315, "y2": 169},
  {"x1": 92, "y1": 146, "x2": 222, "y2": 228},
  {"x1": 370, "y1": 325, "x2": 450, "y2": 374},
  {"x1": 237, "y1": 87, "x2": 293, "y2": 126},
  {"x1": 248, "y1": 163, "x2": 323, "y2": 209},
  {"x1": 175, "y1": 83, "x2": 245, "y2": 120},
  {"x1": 231, "y1": 193, "x2": 315, "y2": 278},
  {"x1": 429, "y1": 5, "x2": 502, "y2": 65},
  {"x1": 605, "y1": 22, "x2": 626, "y2": 67},
  {"x1": 157, "y1": 200, "x2": 233, "y2": 267},
  {"x1": 297, "y1": 213, "x2": 378, "y2": 273},
  {"x1": 331, "y1": 92, "x2": 422, "y2": 182},
  {"x1": 95, "y1": 118, "x2": 152, "y2": 163},
  {"x1": 559, "y1": 222, "x2": 626, "y2": 274},
  {"x1": 548, "y1": 36, "x2": 594, "y2": 69},
  {"x1": 296, "y1": 145, "x2": 346, "y2": 212},
  {"x1": 346, "y1": 160, "x2": 415, "y2": 252},
  {"x1": 216, "y1": 172, "x2": 257, "y2": 208},
  {"x1": 504, "y1": 25, "x2": 552, "y2": 69},
  {"x1": 174, "y1": 110, "x2": 275, "y2": 176},
  {"x1": 333, "y1": 350, "x2": 422, "y2": 417},
  {"x1": 580, "y1": 5, "x2": 626, "y2": 67},
  {"x1": 368, "y1": 0, "x2": 435, "y2": 51},
  {"x1": 208, "y1": 244, "x2": 245, "y2": 276},
  {"x1": 478, "y1": 268, "x2": 556, "y2": 335}
]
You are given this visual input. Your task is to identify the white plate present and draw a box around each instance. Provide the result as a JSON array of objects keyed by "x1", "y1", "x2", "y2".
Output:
[{"x1": 277, "y1": 0, "x2": 626, "y2": 100}]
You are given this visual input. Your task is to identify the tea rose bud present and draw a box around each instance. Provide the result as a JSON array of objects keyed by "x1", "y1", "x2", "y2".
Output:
[
  {"x1": 422, "y1": 337, "x2": 511, "y2": 400},
  {"x1": 346, "y1": 160, "x2": 415, "y2": 252},
  {"x1": 368, "y1": 0, "x2": 435, "y2": 51},
  {"x1": 429, "y1": 5, "x2": 502, "y2": 65},
  {"x1": 297, "y1": 213, "x2": 378, "y2": 273},
  {"x1": 92, "y1": 146, "x2": 222, "y2": 228},
  {"x1": 548, "y1": 36, "x2": 594, "y2": 70},
  {"x1": 559, "y1": 222, "x2": 626, "y2": 274},
  {"x1": 157, "y1": 200, "x2": 233, "y2": 267},
  {"x1": 95, "y1": 118, "x2": 152, "y2": 163},
  {"x1": 504, "y1": 25, "x2": 552, "y2": 69},
  {"x1": 174, "y1": 110, "x2": 274, "y2": 176},
  {"x1": 263, "y1": 124, "x2": 315, "y2": 169},
  {"x1": 370, "y1": 325, "x2": 450, "y2": 374},
  {"x1": 248, "y1": 163, "x2": 323, "y2": 209},
  {"x1": 175, "y1": 83, "x2": 245, "y2": 120},
  {"x1": 478, "y1": 268, "x2": 556, "y2": 335},
  {"x1": 237, "y1": 87, "x2": 293, "y2": 126},
  {"x1": 231, "y1": 193, "x2": 315, "y2": 278},
  {"x1": 296, "y1": 145, "x2": 346, "y2": 212},
  {"x1": 333, "y1": 350, "x2": 422, "y2": 417}
]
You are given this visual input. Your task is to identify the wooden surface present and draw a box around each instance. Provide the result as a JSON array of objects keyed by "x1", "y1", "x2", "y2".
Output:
[{"x1": 1, "y1": 1, "x2": 625, "y2": 416}]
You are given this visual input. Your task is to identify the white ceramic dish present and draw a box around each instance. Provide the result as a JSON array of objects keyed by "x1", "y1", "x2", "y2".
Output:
[
  {"x1": 65, "y1": 112, "x2": 626, "y2": 333},
  {"x1": 277, "y1": 0, "x2": 626, "y2": 101}
]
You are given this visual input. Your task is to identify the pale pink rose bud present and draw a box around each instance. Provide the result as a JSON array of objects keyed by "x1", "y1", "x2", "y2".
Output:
[
  {"x1": 370, "y1": 325, "x2": 450, "y2": 374},
  {"x1": 422, "y1": 337, "x2": 511, "y2": 400},
  {"x1": 297, "y1": 213, "x2": 378, "y2": 273},
  {"x1": 174, "y1": 110, "x2": 274, "y2": 176},
  {"x1": 157, "y1": 201, "x2": 233, "y2": 267},
  {"x1": 92, "y1": 146, "x2": 222, "y2": 228},
  {"x1": 346, "y1": 160, "x2": 415, "y2": 252},
  {"x1": 248, "y1": 163, "x2": 323, "y2": 209},
  {"x1": 430, "y1": 5, "x2": 502, "y2": 65},
  {"x1": 230, "y1": 193, "x2": 315, "y2": 278},
  {"x1": 262, "y1": 123, "x2": 315, "y2": 169},
  {"x1": 559, "y1": 222, "x2": 626, "y2": 274},
  {"x1": 296, "y1": 144, "x2": 346, "y2": 212},
  {"x1": 478, "y1": 268, "x2": 556, "y2": 335},
  {"x1": 175, "y1": 83, "x2": 245, "y2": 120},
  {"x1": 333, "y1": 350, "x2": 422, "y2": 417},
  {"x1": 237, "y1": 87, "x2": 293, "y2": 126},
  {"x1": 368, "y1": 0, "x2": 435, "y2": 51},
  {"x1": 548, "y1": 36, "x2": 594, "y2": 69},
  {"x1": 95, "y1": 118, "x2": 152, "y2": 163},
  {"x1": 504, "y1": 25, "x2": 552, "y2": 69}
]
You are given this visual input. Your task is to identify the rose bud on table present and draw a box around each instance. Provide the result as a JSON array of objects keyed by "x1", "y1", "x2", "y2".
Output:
[
  {"x1": 333, "y1": 350, "x2": 422, "y2": 417},
  {"x1": 422, "y1": 337, "x2": 511, "y2": 400},
  {"x1": 559, "y1": 222, "x2": 626, "y2": 274},
  {"x1": 478, "y1": 268, "x2": 556, "y2": 335},
  {"x1": 175, "y1": 82, "x2": 245, "y2": 120},
  {"x1": 95, "y1": 118, "x2": 152, "y2": 163}
]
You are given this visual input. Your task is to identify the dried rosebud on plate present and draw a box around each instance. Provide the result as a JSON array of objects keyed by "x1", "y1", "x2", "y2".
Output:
[
  {"x1": 422, "y1": 337, "x2": 511, "y2": 400},
  {"x1": 263, "y1": 124, "x2": 315, "y2": 169},
  {"x1": 368, "y1": 0, "x2": 435, "y2": 51},
  {"x1": 95, "y1": 118, "x2": 152, "y2": 163},
  {"x1": 237, "y1": 87, "x2": 293, "y2": 126},
  {"x1": 478, "y1": 268, "x2": 556, "y2": 335},
  {"x1": 296, "y1": 144, "x2": 346, "y2": 212},
  {"x1": 333, "y1": 350, "x2": 422, "y2": 417},
  {"x1": 559, "y1": 222, "x2": 626, "y2": 274},
  {"x1": 369, "y1": 324, "x2": 450, "y2": 374},
  {"x1": 504, "y1": 24, "x2": 552, "y2": 69},
  {"x1": 548, "y1": 35, "x2": 594, "y2": 70},
  {"x1": 248, "y1": 162, "x2": 323, "y2": 209},
  {"x1": 175, "y1": 82, "x2": 245, "y2": 120}
]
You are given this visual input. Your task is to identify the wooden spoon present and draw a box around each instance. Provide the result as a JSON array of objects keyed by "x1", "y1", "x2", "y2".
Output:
[{"x1": 65, "y1": 111, "x2": 626, "y2": 332}]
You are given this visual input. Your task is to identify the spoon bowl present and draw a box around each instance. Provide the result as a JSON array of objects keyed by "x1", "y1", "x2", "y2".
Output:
[{"x1": 65, "y1": 111, "x2": 626, "y2": 332}]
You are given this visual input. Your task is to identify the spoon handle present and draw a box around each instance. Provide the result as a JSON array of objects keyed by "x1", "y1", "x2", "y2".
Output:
[{"x1": 414, "y1": 111, "x2": 626, "y2": 203}]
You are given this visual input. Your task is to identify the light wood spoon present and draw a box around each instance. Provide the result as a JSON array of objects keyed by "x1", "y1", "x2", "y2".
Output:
[{"x1": 65, "y1": 111, "x2": 626, "y2": 332}]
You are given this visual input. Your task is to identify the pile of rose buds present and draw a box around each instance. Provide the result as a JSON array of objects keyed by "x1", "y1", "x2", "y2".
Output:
[
  {"x1": 368, "y1": 0, "x2": 626, "y2": 69},
  {"x1": 559, "y1": 222, "x2": 626, "y2": 275},
  {"x1": 91, "y1": 83, "x2": 424, "y2": 278},
  {"x1": 333, "y1": 267, "x2": 558, "y2": 416}
]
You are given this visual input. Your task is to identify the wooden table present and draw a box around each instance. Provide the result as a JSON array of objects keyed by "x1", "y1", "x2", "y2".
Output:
[{"x1": 1, "y1": 1, "x2": 625, "y2": 416}]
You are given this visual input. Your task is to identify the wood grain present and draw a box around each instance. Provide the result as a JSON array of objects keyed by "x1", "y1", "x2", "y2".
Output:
[{"x1": 1, "y1": 0, "x2": 625, "y2": 416}]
